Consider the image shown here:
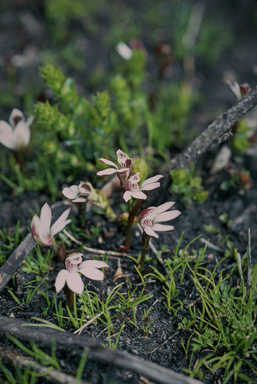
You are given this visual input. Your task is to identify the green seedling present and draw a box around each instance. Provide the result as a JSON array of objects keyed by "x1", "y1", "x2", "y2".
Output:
[
  {"x1": 23, "y1": 317, "x2": 65, "y2": 333},
  {"x1": 75, "y1": 348, "x2": 89, "y2": 383},
  {"x1": 129, "y1": 307, "x2": 138, "y2": 329},
  {"x1": 0, "y1": 359, "x2": 38, "y2": 384},
  {"x1": 106, "y1": 319, "x2": 125, "y2": 350},
  {"x1": 78, "y1": 286, "x2": 102, "y2": 322},
  {"x1": 204, "y1": 222, "x2": 237, "y2": 256},
  {"x1": 7, "y1": 274, "x2": 50, "y2": 307},
  {"x1": 170, "y1": 165, "x2": 208, "y2": 205},
  {"x1": 54, "y1": 297, "x2": 64, "y2": 327},
  {"x1": 142, "y1": 307, "x2": 154, "y2": 336},
  {"x1": 184, "y1": 255, "x2": 257, "y2": 381},
  {"x1": 115, "y1": 287, "x2": 153, "y2": 312},
  {"x1": 22, "y1": 246, "x2": 54, "y2": 275},
  {"x1": 0, "y1": 221, "x2": 24, "y2": 267},
  {"x1": 81, "y1": 225, "x2": 102, "y2": 241},
  {"x1": 232, "y1": 119, "x2": 251, "y2": 154},
  {"x1": 181, "y1": 333, "x2": 194, "y2": 359},
  {"x1": 8, "y1": 336, "x2": 60, "y2": 370}
]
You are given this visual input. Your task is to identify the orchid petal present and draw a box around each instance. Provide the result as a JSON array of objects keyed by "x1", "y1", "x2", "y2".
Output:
[
  {"x1": 40, "y1": 203, "x2": 52, "y2": 235},
  {"x1": 154, "y1": 210, "x2": 181, "y2": 223},
  {"x1": 141, "y1": 182, "x2": 160, "y2": 191},
  {"x1": 55, "y1": 269, "x2": 68, "y2": 293},
  {"x1": 14, "y1": 121, "x2": 30, "y2": 148},
  {"x1": 152, "y1": 224, "x2": 175, "y2": 232},
  {"x1": 70, "y1": 185, "x2": 79, "y2": 193},
  {"x1": 116, "y1": 149, "x2": 129, "y2": 159},
  {"x1": 123, "y1": 191, "x2": 132, "y2": 202},
  {"x1": 140, "y1": 175, "x2": 163, "y2": 188},
  {"x1": 31, "y1": 215, "x2": 40, "y2": 238},
  {"x1": 62, "y1": 187, "x2": 78, "y2": 199},
  {"x1": 80, "y1": 266, "x2": 104, "y2": 281},
  {"x1": 97, "y1": 168, "x2": 119, "y2": 176},
  {"x1": 9, "y1": 108, "x2": 25, "y2": 127},
  {"x1": 73, "y1": 197, "x2": 87, "y2": 203},
  {"x1": 99, "y1": 158, "x2": 118, "y2": 168},
  {"x1": 148, "y1": 202, "x2": 175, "y2": 219},
  {"x1": 66, "y1": 272, "x2": 84, "y2": 294},
  {"x1": 144, "y1": 227, "x2": 159, "y2": 238},
  {"x1": 51, "y1": 208, "x2": 71, "y2": 237},
  {"x1": 79, "y1": 260, "x2": 109, "y2": 269},
  {"x1": 131, "y1": 191, "x2": 147, "y2": 200},
  {"x1": 116, "y1": 167, "x2": 130, "y2": 173},
  {"x1": 0, "y1": 121, "x2": 16, "y2": 149},
  {"x1": 66, "y1": 253, "x2": 83, "y2": 264}
]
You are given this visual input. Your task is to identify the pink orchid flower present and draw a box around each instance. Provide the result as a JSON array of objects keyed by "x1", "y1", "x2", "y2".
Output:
[
  {"x1": 139, "y1": 202, "x2": 181, "y2": 238},
  {"x1": 0, "y1": 108, "x2": 33, "y2": 150},
  {"x1": 31, "y1": 203, "x2": 71, "y2": 249},
  {"x1": 55, "y1": 253, "x2": 109, "y2": 294},
  {"x1": 62, "y1": 182, "x2": 91, "y2": 203},
  {"x1": 97, "y1": 149, "x2": 132, "y2": 177},
  {"x1": 226, "y1": 80, "x2": 251, "y2": 101},
  {"x1": 123, "y1": 173, "x2": 163, "y2": 202}
]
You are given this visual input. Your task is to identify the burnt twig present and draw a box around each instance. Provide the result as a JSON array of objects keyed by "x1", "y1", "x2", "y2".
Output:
[
  {"x1": 0, "y1": 233, "x2": 36, "y2": 292},
  {"x1": 0, "y1": 346, "x2": 90, "y2": 384},
  {"x1": 0, "y1": 315, "x2": 203, "y2": 384},
  {"x1": 162, "y1": 85, "x2": 257, "y2": 177}
]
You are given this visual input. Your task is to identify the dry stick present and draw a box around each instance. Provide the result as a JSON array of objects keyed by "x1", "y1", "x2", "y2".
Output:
[
  {"x1": 73, "y1": 311, "x2": 104, "y2": 335},
  {"x1": 0, "y1": 315, "x2": 203, "y2": 384},
  {"x1": 0, "y1": 346, "x2": 90, "y2": 384},
  {"x1": 0, "y1": 233, "x2": 36, "y2": 293},
  {"x1": 161, "y1": 85, "x2": 257, "y2": 178},
  {"x1": 63, "y1": 229, "x2": 133, "y2": 258}
]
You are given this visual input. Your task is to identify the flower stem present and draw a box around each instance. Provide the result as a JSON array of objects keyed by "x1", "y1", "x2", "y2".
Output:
[
  {"x1": 124, "y1": 199, "x2": 142, "y2": 251},
  {"x1": 63, "y1": 283, "x2": 74, "y2": 311},
  {"x1": 140, "y1": 233, "x2": 150, "y2": 271},
  {"x1": 78, "y1": 202, "x2": 86, "y2": 229}
]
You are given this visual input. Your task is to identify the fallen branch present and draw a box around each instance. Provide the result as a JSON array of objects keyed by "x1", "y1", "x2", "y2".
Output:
[
  {"x1": 0, "y1": 346, "x2": 89, "y2": 384},
  {"x1": 0, "y1": 202, "x2": 72, "y2": 293},
  {"x1": 162, "y1": 85, "x2": 257, "y2": 174},
  {"x1": 0, "y1": 315, "x2": 202, "y2": 384},
  {"x1": 0, "y1": 233, "x2": 36, "y2": 292}
]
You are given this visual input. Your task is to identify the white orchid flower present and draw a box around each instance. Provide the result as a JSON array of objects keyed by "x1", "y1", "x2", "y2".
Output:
[
  {"x1": 31, "y1": 203, "x2": 71, "y2": 250},
  {"x1": 123, "y1": 173, "x2": 163, "y2": 202},
  {"x1": 55, "y1": 253, "x2": 109, "y2": 295},
  {"x1": 0, "y1": 108, "x2": 33, "y2": 150},
  {"x1": 116, "y1": 42, "x2": 133, "y2": 60},
  {"x1": 62, "y1": 182, "x2": 91, "y2": 203},
  {"x1": 139, "y1": 201, "x2": 181, "y2": 239},
  {"x1": 97, "y1": 149, "x2": 132, "y2": 177}
]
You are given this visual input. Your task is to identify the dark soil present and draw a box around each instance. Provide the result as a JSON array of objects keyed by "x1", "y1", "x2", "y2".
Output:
[{"x1": 1, "y1": 1, "x2": 257, "y2": 384}]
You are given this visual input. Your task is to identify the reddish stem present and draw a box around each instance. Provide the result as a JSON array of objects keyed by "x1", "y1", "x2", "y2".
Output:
[
  {"x1": 124, "y1": 199, "x2": 142, "y2": 251},
  {"x1": 140, "y1": 233, "x2": 150, "y2": 271}
]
